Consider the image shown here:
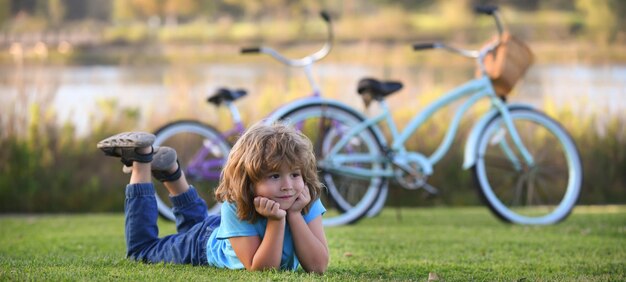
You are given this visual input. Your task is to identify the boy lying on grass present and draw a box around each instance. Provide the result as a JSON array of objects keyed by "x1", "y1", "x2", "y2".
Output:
[{"x1": 97, "y1": 122, "x2": 329, "y2": 273}]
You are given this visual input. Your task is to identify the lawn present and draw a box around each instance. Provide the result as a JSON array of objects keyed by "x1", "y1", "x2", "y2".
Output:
[{"x1": 1, "y1": 206, "x2": 624, "y2": 281}]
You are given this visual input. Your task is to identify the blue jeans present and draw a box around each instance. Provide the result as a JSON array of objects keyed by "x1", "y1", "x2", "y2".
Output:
[{"x1": 124, "y1": 183, "x2": 220, "y2": 265}]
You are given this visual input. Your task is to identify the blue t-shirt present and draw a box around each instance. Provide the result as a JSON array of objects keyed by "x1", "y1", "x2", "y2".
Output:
[{"x1": 206, "y1": 198, "x2": 325, "y2": 270}]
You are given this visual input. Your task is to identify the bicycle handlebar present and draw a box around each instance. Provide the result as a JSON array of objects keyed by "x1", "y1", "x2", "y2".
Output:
[
  {"x1": 241, "y1": 47, "x2": 261, "y2": 54},
  {"x1": 320, "y1": 11, "x2": 331, "y2": 23},
  {"x1": 475, "y1": 5, "x2": 504, "y2": 35},
  {"x1": 240, "y1": 11, "x2": 333, "y2": 68},
  {"x1": 474, "y1": 5, "x2": 498, "y2": 15},
  {"x1": 412, "y1": 5, "x2": 505, "y2": 60},
  {"x1": 412, "y1": 43, "x2": 436, "y2": 50}
]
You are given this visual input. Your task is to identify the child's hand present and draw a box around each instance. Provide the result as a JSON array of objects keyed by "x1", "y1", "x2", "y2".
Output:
[
  {"x1": 254, "y1": 197, "x2": 286, "y2": 220},
  {"x1": 288, "y1": 185, "x2": 311, "y2": 213}
]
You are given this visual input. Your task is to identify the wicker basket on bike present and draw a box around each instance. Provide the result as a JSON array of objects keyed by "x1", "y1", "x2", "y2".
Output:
[{"x1": 480, "y1": 31, "x2": 534, "y2": 97}]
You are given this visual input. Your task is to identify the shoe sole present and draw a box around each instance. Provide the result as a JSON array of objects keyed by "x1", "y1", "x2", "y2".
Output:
[{"x1": 97, "y1": 132, "x2": 155, "y2": 150}]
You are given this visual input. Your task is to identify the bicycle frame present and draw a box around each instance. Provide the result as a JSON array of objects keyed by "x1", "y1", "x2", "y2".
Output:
[
  {"x1": 185, "y1": 27, "x2": 326, "y2": 180},
  {"x1": 186, "y1": 76, "x2": 322, "y2": 181},
  {"x1": 185, "y1": 101, "x2": 244, "y2": 179},
  {"x1": 320, "y1": 75, "x2": 535, "y2": 179}
]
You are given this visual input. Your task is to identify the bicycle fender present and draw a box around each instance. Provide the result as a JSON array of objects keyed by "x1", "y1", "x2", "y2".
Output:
[
  {"x1": 264, "y1": 96, "x2": 328, "y2": 122},
  {"x1": 264, "y1": 97, "x2": 388, "y2": 147},
  {"x1": 462, "y1": 103, "x2": 535, "y2": 170}
]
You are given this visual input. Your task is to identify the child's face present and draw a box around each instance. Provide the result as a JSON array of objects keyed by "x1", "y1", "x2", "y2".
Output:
[{"x1": 253, "y1": 163, "x2": 305, "y2": 210}]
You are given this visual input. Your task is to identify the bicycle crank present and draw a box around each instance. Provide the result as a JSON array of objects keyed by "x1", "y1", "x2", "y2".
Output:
[{"x1": 393, "y1": 160, "x2": 428, "y2": 190}]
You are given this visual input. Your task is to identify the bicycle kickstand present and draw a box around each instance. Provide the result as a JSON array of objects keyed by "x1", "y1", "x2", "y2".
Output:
[{"x1": 422, "y1": 183, "x2": 439, "y2": 199}]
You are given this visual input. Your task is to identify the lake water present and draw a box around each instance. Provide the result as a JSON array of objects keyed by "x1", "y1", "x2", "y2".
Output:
[{"x1": 1, "y1": 63, "x2": 624, "y2": 137}]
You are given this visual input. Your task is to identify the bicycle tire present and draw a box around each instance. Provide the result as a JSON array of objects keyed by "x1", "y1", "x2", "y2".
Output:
[
  {"x1": 153, "y1": 121, "x2": 230, "y2": 221},
  {"x1": 472, "y1": 108, "x2": 582, "y2": 225},
  {"x1": 276, "y1": 103, "x2": 388, "y2": 226}
]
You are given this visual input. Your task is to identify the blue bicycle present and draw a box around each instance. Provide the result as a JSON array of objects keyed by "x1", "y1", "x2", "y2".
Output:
[{"x1": 266, "y1": 6, "x2": 583, "y2": 226}]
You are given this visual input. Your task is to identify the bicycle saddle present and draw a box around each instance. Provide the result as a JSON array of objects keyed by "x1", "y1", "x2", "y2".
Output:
[
  {"x1": 207, "y1": 88, "x2": 247, "y2": 106},
  {"x1": 357, "y1": 78, "x2": 403, "y2": 101}
]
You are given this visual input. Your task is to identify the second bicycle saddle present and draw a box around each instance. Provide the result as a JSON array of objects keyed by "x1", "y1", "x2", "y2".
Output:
[
  {"x1": 207, "y1": 88, "x2": 247, "y2": 106},
  {"x1": 357, "y1": 78, "x2": 403, "y2": 107}
]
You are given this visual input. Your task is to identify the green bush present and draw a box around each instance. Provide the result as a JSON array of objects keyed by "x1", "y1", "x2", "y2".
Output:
[
  {"x1": 0, "y1": 95, "x2": 624, "y2": 213},
  {"x1": 0, "y1": 100, "x2": 142, "y2": 213}
]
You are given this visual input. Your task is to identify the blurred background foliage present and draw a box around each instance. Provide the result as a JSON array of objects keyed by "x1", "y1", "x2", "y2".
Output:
[
  {"x1": 0, "y1": 0, "x2": 625, "y2": 63},
  {"x1": 0, "y1": 0, "x2": 624, "y2": 213}
]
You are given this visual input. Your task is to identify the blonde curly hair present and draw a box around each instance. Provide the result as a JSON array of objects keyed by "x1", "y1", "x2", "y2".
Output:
[{"x1": 215, "y1": 121, "x2": 323, "y2": 223}]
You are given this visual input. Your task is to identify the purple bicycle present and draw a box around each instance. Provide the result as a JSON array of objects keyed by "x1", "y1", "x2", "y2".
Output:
[
  {"x1": 153, "y1": 88, "x2": 247, "y2": 220},
  {"x1": 150, "y1": 11, "x2": 386, "y2": 226}
]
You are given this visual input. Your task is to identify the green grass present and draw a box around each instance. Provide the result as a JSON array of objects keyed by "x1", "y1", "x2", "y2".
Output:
[{"x1": 1, "y1": 206, "x2": 625, "y2": 281}]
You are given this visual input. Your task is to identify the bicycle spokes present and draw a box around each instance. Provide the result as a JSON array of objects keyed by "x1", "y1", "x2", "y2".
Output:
[{"x1": 477, "y1": 110, "x2": 578, "y2": 222}]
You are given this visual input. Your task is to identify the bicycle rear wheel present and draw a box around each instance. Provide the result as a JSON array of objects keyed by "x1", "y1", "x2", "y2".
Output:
[
  {"x1": 154, "y1": 121, "x2": 230, "y2": 221},
  {"x1": 472, "y1": 108, "x2": 582, "y2": 224},
  {"x1": 277, "y1": 103, "x2": 387, "y2": 226}
]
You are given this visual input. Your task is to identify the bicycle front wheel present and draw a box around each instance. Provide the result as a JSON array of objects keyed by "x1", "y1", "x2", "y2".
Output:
[
  {"x1": 154, "y1": 121, "x2": 230, "y2": 221},
  {"x1": 277, "y1": 103, "x2": 387, "y2": 226},
  {"x1": 472, "y1": 108, "x2": 582, "y2": 225}
]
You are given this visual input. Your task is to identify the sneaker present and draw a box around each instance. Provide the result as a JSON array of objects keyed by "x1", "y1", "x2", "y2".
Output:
[
  {"x1": 97, "y1": 132, "x2": 156, "y2": 166},
  {"x1": 150, "y1": 146, "x2": 182, "y2": 183}
]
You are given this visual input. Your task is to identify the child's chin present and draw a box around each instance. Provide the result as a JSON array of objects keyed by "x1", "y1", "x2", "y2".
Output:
[{"x1": 277, "y1": 201, "x2": 294, "y2": 210}]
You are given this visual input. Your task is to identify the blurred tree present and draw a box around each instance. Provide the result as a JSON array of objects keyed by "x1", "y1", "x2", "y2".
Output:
[
  {"x1": 47, "y1": 0, "x2": 64, "y2": 27},
  {"x1": 216, "y1": 0, "x2": 323, "y2": 21},
  {"x1": 128, "y1": 0, "x2": 198, "y2": 26},
  {"x1": 222, "y1": 0, "x2": 272, "y2": 20},
  {"x1": 85, "y1": 0, "x2": 110, "y2": 21},
  {"x1": 10, "y1": 0, "x2": 36, "y2": 15},
  {"x1": 575, "y1": 0, "x2": 617, "y2": 43},
  {"x1": 289, "y1": 0, "x2": 321, "y2": 19},
  {"x1": 0, "y1": 0, "x2": 10, "y2": 23},
  {"x1": 163, "y1": 0, "x2": 197, "y2": 26},
  {"x1": 612, "y1": 1, "x2": 626, "y2": 41},
  {"x1": 112, "y1": 0, "x2": 136, "y2": 23},
  {"x1": 131, "y1": 0, "x2": 160, "y2": 19},
  {"x1": 371, "y1": 0, "x2": 435, "y2": 11},
  {"x1": 537, "y1": 0, "x2": 575, "y2": 10},
  {"x1": 439, "y1": 0, "x2": 471, "y2": 27},
  {"x1": 438, "y1": 0, "x2": 471, "y2": 42},
  {"x1": 63, "y1": 0, "x2": 86, "y2": 20}
]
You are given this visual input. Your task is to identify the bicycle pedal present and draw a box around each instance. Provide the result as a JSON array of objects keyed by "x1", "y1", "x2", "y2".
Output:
[{"x1": 422, "y1": 183, "x2": 439, "y2": 196}]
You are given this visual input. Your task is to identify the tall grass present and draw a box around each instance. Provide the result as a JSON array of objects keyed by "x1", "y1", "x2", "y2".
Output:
[
  {"x1": 548, "y1": 100, "x2": 626, "y2": 204},
  {"x1": 0, "y1": 100, "x2": 141, "y2": 212},
  {"x1": 0, "y1": 62, "x2": 143, "y2": 212},
  {"x1": 0, "y1": 65, "x2": 624, "y2": 213}
]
